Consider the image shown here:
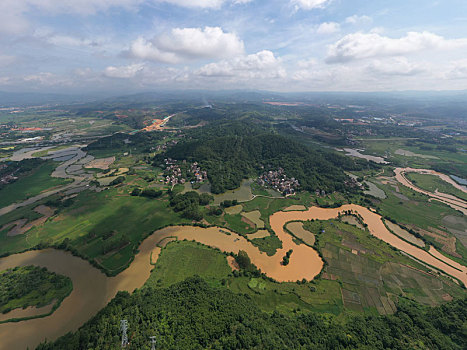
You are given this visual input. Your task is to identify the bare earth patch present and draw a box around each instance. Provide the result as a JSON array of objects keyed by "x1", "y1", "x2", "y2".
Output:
[
  {"x1": 226, "y1": 256, "x2": 240, "y2": 271},
  {"x1": 286, "y1": 222, "x2": 315, "y2": 246},
  {"x1": 85, "y1": 157, "x2": 115, "y2": 170},
  {"x1": 241, "y1": 216, "x2": 255, "y2": 229},
  {"x1": 442, "y1": 293, "x2": 453, "y2": 302},
  {"x1": 3, "y1": 205, "x2": 55, "y2": 236},
  {"x1": 1, "y1": 219, "x2": 28, "y2": 236},
  {"x1": 283, "y1": 205, "x2": 307, "y2": 211},
  {"x1": 115, "y1": 168, "x2": 129, "y2": 176},
  {"x1": 247, "y1": 229, "x2": 270, "y2": 239},
  {"x1": 395, "y1": 149, "x2": 438, "y2": 159},
  {"x1": 341, "y1": 215, "x2": 364, "y2": 229},
  {"x1": 242, "y1": 210, "x2": 264, "y2": 228},
  {"x1": 385, "y1": 221, "x2": 425, "y2": 248},
  {"x1": 157, "y1": 237, "x2": 177, "y2": 248},
  {"x1": 412, "y1": 226, "x2": 460, "y2": 258},
  {"x1": 224, "y1": 205, "x2": 243, "y2": 215}
]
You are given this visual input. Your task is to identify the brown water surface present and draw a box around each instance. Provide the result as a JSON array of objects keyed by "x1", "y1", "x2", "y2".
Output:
[
  {"x1": 0, "y1": 302, "x2": 55, "y2": 323},
  {"x1": 0, "y1": 204, "x2": 466, "y2": 349},
  {"x1": 394, "y1": 168, "x2": 467, "y2": 215}
]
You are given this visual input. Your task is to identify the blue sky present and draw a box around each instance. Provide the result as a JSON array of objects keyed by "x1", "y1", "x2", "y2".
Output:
[{"x1": 1, "y1": 0, "x2": 467, "y2": 93}]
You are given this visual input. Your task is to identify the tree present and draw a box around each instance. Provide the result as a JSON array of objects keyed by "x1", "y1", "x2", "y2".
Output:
[
  {"x1": 131, "y1": 188, "x2": 142, "y2": 196},
  {"x1": 109, "y1": 176, "x2": 125, "y2": 186},
  {"x1": 199, "y1": 193, "x2": 214, "y2": 205}
]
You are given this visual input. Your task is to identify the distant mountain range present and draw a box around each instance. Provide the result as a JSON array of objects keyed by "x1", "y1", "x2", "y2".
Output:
[
  {"x1": 1, "y1": 90, "x2": 467, "y2": 119},
  {"x1": 0, "y1": 91, "x2": 100, "y2": 107}
]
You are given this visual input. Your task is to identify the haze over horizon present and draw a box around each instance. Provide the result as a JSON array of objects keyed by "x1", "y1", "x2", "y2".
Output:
[{"x1": 2, "y1": 0, "x2": 467, "y2": 94}]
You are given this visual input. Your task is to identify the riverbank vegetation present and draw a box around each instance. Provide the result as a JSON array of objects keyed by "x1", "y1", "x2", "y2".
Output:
[
  {"x1": 0, "y1": 160, "x2": 71, "y2": 208},
  {"x1": 302, "y1": 219, "x2": 464, "y2": 312},
  {"x1": 0, "y1": 265, "x2": 72, "y2": 315},
  {"x1": 37, "y1": 276, "x2": 467, "y2": 350},
  {"x1": 146, "y1": 241, "x2": 232, "y2": 289},
  {"x1": 406, "y1": 172, "x2": 467, "y2": 201},
  {"x1": 364, "y1": 178, "x2": 467, "y2": 266}
]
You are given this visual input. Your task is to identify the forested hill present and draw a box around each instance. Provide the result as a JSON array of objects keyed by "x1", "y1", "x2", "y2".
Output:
[
  {"x1": 158, "y1": 131, "x2": 369, "y2": 194},
  {"x1": 37, "y1": 277, "x2": 467, "y2": 350}
]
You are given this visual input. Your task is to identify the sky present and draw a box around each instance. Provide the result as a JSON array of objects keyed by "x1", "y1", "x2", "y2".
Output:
[{"x1": 1, "y1": 0, "x2": 467, "y2": 93}]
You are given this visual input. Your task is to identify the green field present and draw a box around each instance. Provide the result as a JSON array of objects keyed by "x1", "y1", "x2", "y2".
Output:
[
  {"x1": 142, "y1": 228, "x2": 465, "y2": 317},
  {"x1": 145, "y1": 241, "x2": 232, "y2": 289},
  {"x1": 366, "y1": 178, "x2": 467, "y2": 264},
  {"x1": 0, "y1": 182, "x2": 190, "y2": 275},
  {"x1": 368, "y1": 177, "x2": 461, "y2": 232},
  {"x1": 406, "y1": 172, "x2": 467, "y2": 201},
  {"x1": 250, "y1": 235, "x2": 282, "y2": 256},
  {"x1": 0, "y1": 265, "x2": 72, "y2": 315},
  {"x1": 0, "y1": 161, "x2": 71, "y2": 208},
  {"x1": 144, "y1": 240, "x2": 342, "y2": 315},
  {"x1": 303, "y1": 219, "x2": 464, "y2": 312},
  {"x1": 360, "y1": 138, "x2": 467, "y2": 177}
]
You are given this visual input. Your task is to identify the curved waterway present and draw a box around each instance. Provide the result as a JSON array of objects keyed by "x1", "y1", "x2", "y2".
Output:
[
  {"x1": 0, "y1": 147, "x2": 93, "y2": 217},
  {"x1": 394, "y1": 168, "x2": 467, "y2": 215},
  {"x1": 1, "y1": 204, "x2": 466, "y2": 349}
]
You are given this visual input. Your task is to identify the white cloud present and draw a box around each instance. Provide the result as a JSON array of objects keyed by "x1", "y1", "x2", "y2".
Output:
[
  {"x1": 445, "y1": 59, "x2": 467, "y2": 79},
  {"x1": 292, "y1": 0, "x2": 331, "y2": 10},
  {"x1": 345, "y1": 15, "x2": 372, "y2": 25},
  {"x1": 0, "y1": 0, "x2": 143, "y2": 34},
  {"x1": 316, "y1": 22, "x2": 340, "y2": 35},
  {"x1": 33, "y1": 29, "x2": 102, "y2": 48},
  {"x1": 47, "y1": 35, "x2": 97, "y2": 47},
  {"x1": 128, "y1": 27, "x2": 244, "y2": 63},
  {"x1": 0, "y1": 55, "x2": 16, "y2": 67},
  {"x1": 0, "y1": 1, "x2": 30, "y2": 34},
  {"x1": 0, "y1": 77, "x2": 12, "y2": 85},
  {"x1": 157, "y1": 0, "x2": 224, "y2": 8},
  {"x1": 326, "y1": 31, "x2": 467, "y2": 63},
  {"x1": 104, "y1": 63, "x2": 144, "y2": 78},
  {"x1": 297, "y1": 58, "x2": 317, "y2": 68},
  {"x1": 129, "y1": 38, "x2": 180, "y2": 64},
  {"x1": 366, "y1": 58, "x2": 426, "y2": 76},
  {"x1": 25, "y1": 0, "x2": 142, "y2": 15},
  {"x1": 23, "y1": 72, "x2": 71, "y2": 86},
  {"x1": 157, "y1": 0, "x2": 252, "y2": 8},
  {"x1": 196, "y1": 50, "x2": 285, "y2": 79},
  {"x1": 0, "y1": 0, "x2": 254, "y2": 33}
]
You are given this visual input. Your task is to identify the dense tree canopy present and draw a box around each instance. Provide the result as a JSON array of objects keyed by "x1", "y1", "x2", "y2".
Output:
[
  {"x1": 0, "y1": 265, "x2": 72, "y2": 314},
  {"x1": 38, "y1": 277, "x2": 466, "y2": 350},
  {"x1": 158, "y1": 126, "x2": 366, "y2": 194}
]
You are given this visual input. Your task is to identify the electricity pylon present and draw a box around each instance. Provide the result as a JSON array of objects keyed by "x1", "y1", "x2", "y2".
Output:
[
  {"x1": 120, "y1": 319, "x2": 129, "y2": 348},
  {"x1": 150, "y1": 336, "x2": 157, "y2": 350}
]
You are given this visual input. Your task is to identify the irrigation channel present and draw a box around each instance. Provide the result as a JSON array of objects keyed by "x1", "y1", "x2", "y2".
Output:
[{"x1": 0, "y1": 204, "x2": 466, "y2": 349}]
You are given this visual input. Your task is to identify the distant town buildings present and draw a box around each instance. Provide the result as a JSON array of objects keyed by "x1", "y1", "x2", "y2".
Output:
[
  {"x1": 258, "y1": 168, "x2": 299, "y2": 195},
  {"x1": 155, "y1": 140, "x2": 179, "y2": 152},
  {"x1": 0, "y1": 164, "x2": 18, "y2": 185},
  {"x1": 163, "y1": 158, "x2": 208, "y2": 186}
]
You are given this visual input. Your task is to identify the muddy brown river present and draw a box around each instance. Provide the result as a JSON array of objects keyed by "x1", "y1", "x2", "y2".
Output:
[
  {"x1": 394, "y1": 168, "x2": 467, "y2": 215},
  {"x1": 0, "y1": 204, "x2": 466, "y2": 349}
]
